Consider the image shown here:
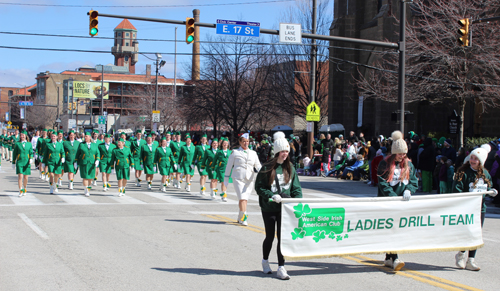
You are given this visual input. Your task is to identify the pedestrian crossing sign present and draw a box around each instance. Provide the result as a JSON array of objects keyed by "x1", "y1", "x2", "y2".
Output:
[{"x1": 306, "y1": 101, "x2": 320, "y2": 122}]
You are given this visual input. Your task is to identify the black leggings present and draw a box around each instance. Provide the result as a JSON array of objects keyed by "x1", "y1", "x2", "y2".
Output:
[
  {"x1": 262, "y1": 211, "x2": 284, "y2": 266},
  {"x1": 463, "y1": 212, "x2": 486, "y2": 258}
]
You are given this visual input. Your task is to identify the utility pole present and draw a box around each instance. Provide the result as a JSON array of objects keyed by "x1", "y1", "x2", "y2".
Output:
[
  {"x1": 174, "y1": 26, "x2": 177, "y2": 98},
  {"x1": 398, "y1": 0, "x2": 408, "y2": 133},
  {"x1": 308, "y1": 0, "x2": 317, "y2": 160}
]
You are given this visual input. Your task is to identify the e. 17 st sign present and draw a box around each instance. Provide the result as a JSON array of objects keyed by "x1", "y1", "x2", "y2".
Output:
[{"x1": 216, "y1": 19, "x2": 260, "y2": 37}]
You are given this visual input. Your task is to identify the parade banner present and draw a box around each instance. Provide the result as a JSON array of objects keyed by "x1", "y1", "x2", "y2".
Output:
[
  {"x1": 281, "y1": 192, "x2": 488, "y2": 260},
  {"x1": 73, "y1": 81, "x2": 109, "y2": 99}
]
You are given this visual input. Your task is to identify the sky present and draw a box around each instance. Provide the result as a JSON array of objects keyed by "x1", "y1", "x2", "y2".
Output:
[{"x1": 0, "y1": 0, "x2": 333, "y2": 88}]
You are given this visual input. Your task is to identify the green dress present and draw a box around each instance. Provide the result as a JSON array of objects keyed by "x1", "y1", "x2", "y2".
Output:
[
  {"x1": 141, "y1": 143, "x2": 158, "y2": 175},
  {"x1": 43, "y1": 141, "x2": 65, "y2": 174},
  {"x1": 179, "y1": 143, "x2": 196, "y2": 176},
  {"x1": 36, "y1": 136, "x2": 47, "y2": 160},
  {"x1": 214, "y1": 149, "x2": 232, "y2": 183},
  {"x1": 110, "y1": 147, "x2": 133, "y2": 180},
  {"x1": 12, "y1": 141, "x2": 33, "y2": 175},
  {"x1": 130, "y1": 138, "x2": 146, "y2": 171},
  {"x1": 75, "y1": 142, "x2": 100, "y2": 179},
  {"x1": 202, "y1": 147, "x2": 219, "y2": 180},
  {"x1": 193, "y1": 144, "x2": 209, "y2": 175},
  {"x1": 170, "y1": 141, "x2": 183, "y2": 173},
  {"x1": 63, "y1": 140, "x2": 80, "y2": 173},
  {"x1": 98, "y1": 142, "x2": 117, "y2": 174},
  {"x1": 154, "y1": 146, "x2": 174, "y2": 176}
]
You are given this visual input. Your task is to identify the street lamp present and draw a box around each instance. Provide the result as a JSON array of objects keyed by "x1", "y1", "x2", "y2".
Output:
[
  {"x1": 15, "y1": 82, "x2": 27, "y2": 124},
  {"x1": 155, "y1": 53, "x2": 166, "y2": 111}
]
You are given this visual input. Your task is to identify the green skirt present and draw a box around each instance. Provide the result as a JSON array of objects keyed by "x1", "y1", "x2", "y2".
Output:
[
  {"x1": 63, "y1": 161, "x2": 77, "y2": 173},
  {"x1": 116, "y1": 168, "x2": 130, "y2": 180},
  {"x1": 159, "y1": 165, "x2": 170, "y2": 176},
  {"x1": 181, "y1": 163, "x2": 194, "y2": 176},
  {"x1": 79, "y1": 164, "x2": 96, "y2": 179},
  {"x1": 133, "y1": 158, "x2": 143, "y2": 171},
  {"x1": 143, "y1": 163, "x2": 157, "y2": 175},
  {"x1": 207, "y1": 169, "x2": 217, "y2": 180},
  {"x1": 16, "y1": 162, "x2": 31, "y2": 175},
  {"x1": 48, "y1": 163, "x2": 63, "y2": 175},
  {"x1": 197, "y1": 165, "x2": 208, "y2": 176},
  {"x1": 99, "y1": 162, "x2": 112, "y2": 174}
]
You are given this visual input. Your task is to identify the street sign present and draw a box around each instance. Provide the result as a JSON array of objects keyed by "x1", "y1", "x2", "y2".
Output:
[
  {"x1": 68, "y1": 119, "x2": 76, "y2": 129},
  {"x1": 8, "y1": 121, "x2": 12, "y2": 125},
  {"x1": 19, "y1": 101, "x2": 33, "y2": 106},
  {"x1": 98, "y1": 116, "x2": 106, "y2": 124},
  {"x1": 22, "y1": 123, "x2": 27, "y2": 129},
  {"x1": 216, "y1": 19, "x2": 260, "y2": 37},
  {"x1": 6, "y1": 113, "x2": 9, "y2": 122},
  {"x1": 20, "y1": 108, "x2": 25, "y2": 119},
  {"x1": 98, "y1": 124, "x2": 106, "y2": 132},
  {"x1": 279, "y1": 23, "x2": 302, "y2": 44},
  {"x1": 55, "y1": 118, "x2": 62, "y2": 123},
  {"x1": 152, "y1": 111, "x2": 160, "y2": 123},
  {"x1": 306, "y1": 101, "x2": 321, "y2": 122},
  {"x1": 306, "y1": 122, "x2": 313, "y2": 133}
]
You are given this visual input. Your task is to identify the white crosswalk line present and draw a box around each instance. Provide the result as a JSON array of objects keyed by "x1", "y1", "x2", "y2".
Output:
[
  {"x1": 142, "y1": 191, "x2": 198, "y2": 204},
  {"x1": 56, "y1": 192, "x2": 97, "y2": 205},
  {"x1": 110, "y1": 194, "x2": 147, "y2": 204},
  {"x1": 6, "y1": 192, "x2": 45, "y2": 206}
]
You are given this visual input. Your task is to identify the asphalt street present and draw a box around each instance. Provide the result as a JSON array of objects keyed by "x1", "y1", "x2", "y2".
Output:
[{"x1": 1, "y1": 164, "x2": 499, "y2": 291}]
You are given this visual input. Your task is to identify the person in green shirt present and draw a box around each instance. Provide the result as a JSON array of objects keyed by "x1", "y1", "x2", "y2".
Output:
[
  {"x1": 119, "y1": 132, "x2": 131, "y2": 148},
  {"x1": 0, "y1": 128, "x2": 6, "y2": 160},
  {"x1": 151, "y1": 131, "x2": 159, "y2": 147},
  {"x1": 91, "y1": 129, "x2": 101, "y2": 186},
  {"x1": 178, "y1": 133, "x2": 196, "y2": 192},
  {"x1": 255, "y1": 131, "x2": 302, "y2": 280},
  {"x1": 452, "y1": 146, "x2": 498, "y2": 271},
  {"x1": 12, "y1": 131, "x2": 33, "y2": 197},
  {"x1": 110, "y1": 138, "x2": 134, "y2": 196},
  {"x1": 170, "y1": 132, "x2": 183, "y2": 189},
  {"x1": 56, "y1": 130, "x2": 65, "y2": 187},
  {"x1": 377, "y1": 131, "x2": 418, "y2": 272},
  {"x1": 98, "y1": 134, "x2": 116, "y2": 192},
  {"x1": 75, "y1": 132, "x2": 100, "y2": 197},
  {"x1": 193, "y1": 134, "x2": 210, "y2": 195},
  {"x1": 202, "y1": 138, "x2": 219, "y2": 198},
  {"x1": 213, "y1": 137, "x2": 232, "y2": 201},
  {"x1": 155, "y1": 137, "x2": 174, "y2": 192},
  {"x1": 63, "y1": 130, "x2": 80, "y2": 190},
  {"x1": 10, "y1": 130, "x2": 20, "y2": 161},
  {"x1": 43, "y1": 131, "x2": 65, "y2": 194},
  {"x1": 141, "y1": 134, "x2": 158, "y2": 190},
  {"x1": 130, "y1": 129, "x2": 146, "y2": 187}
]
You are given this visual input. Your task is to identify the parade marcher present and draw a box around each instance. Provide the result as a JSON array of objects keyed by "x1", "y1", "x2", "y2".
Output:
[
  {"x1": 224, "y1": 133, "x2": 261, "y2": 226},
  {"x1": 141, "y1": 134, "x2": 158, "y2": 190},
  {"x1": 38, "y1": 129, "x2": 51, "y2": 181},
  {"x1": 257, "y1": 138, "x2": 271, "y2": 165},
  {"x1": 6, "y1": 131, "x2": 15, "y2": 161},
  {"x1": 193, "y1": 134, "x2": 210, "y2": 195},
  {"x1": 151, "y1": 131, "x2": 159, "y2": 147},
  {"x1": 56, "y1": 130, "x2": 65, "y2": 187},
  {"x1": 92, "y1": 129, "x2": 102, "y2": 186},
  {"x1": 43, "y1": 131, "x2": 65, "y2": 194},
  {"x1": 202, "y1": 138, "x2": 219, "y2": 198},
  {"x1": 255, "y1": 131, "x2": 302, "y2": 280},
  {"x1": 30, "y1": 130, "x2": 40, "y2": 168},
  {"x1": 98, "y1": 134, "x2": 116, "y2": 191},
  {"x1": 110, "y1": 138, "x2": 134, "y2": 196},
  {"x1": 119, "y1": 132, "x2": 131, "y2": 148},
  {"x1": 453, "y1": 146, "x2": 497, "y2": 271},
  {"x1": 170, "y1": 132, "x2": 184, "y2": 189},
  {"x1": 75, "y1": 132, "x2": 100, "y2": 197},
  {"x1": 0, "y1": 128, "x2": 6, "y2": 160},
  {"x1": 213, "y1": 137, "x2": 232, "y2": 201},
  {"x1": 377, "y1": 131, "x2": 418, "y2": 271},
  {"x1": 155, "y1": 137, "x2": 174, "y2": 192},
  {"x1": 130, "y1": 129, "x2": 146, "y2": 187},
  {"x1": 178, "y1": 133, "x2": 195, "y2": 192},
  {"x1": 62, "y1": 130, "x2": 80, "y2": 190},
  {"x1": 12, "y1": 131, "x2": 33, "y2": 197},
  {"x1": 163, "y1": 131, "x2": 173, "y2": 186}
]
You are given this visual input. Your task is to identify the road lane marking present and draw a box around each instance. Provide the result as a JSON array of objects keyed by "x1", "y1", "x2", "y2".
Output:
[
  {"x1": 7, "y1": 192, "x2": 44, "y2": 205},
  {"x1": 17, "y1": 213, "x2": 49, "y2": 240}
]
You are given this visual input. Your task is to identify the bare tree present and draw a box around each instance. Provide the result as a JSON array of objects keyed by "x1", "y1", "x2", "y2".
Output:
[{"x1": 356, "y1": 0, "x2": 500, "y2": 145}]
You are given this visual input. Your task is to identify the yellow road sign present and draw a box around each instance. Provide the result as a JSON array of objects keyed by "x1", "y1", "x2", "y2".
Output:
[
  {"x1": 8, "y1": 121, "x2": 12, "y2": 125},
  {"x1": 306, "y1": 101, "x2": 320, "y2": 122}
]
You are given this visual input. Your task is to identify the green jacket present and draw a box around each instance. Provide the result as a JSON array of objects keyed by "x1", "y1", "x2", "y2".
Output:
[
  {"x1": 63, "y1": 140, "x2": 81, "y2": 163},
  {"x1": 452, "y1": 166, "x2": 492, "y2": 213},
  {"x1": 154, "y1": 146, "x2": 174, "y2": 170},
  {"x1": 179, "y1": 143, "x2": 196, "y2": 167},
  {"x1": 36, "y1": 136, "x2": 47, "y2": 156},
  {"x1": 193, "y1": 144, "x2": 209, "y2": 166},
  {"x1": 75, "y1": 142, "x2": 100, "y2": 166},
  {"x1": 214, "y1": 149, "x2": 231, "y2": 173},
  {"x1": 255, "y1": 162, "x2": 303, "y2": 212},
  {"x1": 110, "y1": 147, "x2": 134, "y2": 170},
  {"x1": 130, "y1": 138, "x2": 146, "y2": 160},
  {"x1": 201, "y1": 147, "x2": 218, "y2": 170},
  {"x1": 98, "y1": 142, "x2": 117, "y2": 164},
  {"x1": 140, "y1": 143, "x2": 158, "y2": 167},
  {"x1": 377, "y1": 159, "x2": 418, "y2": 197},
  {"x1": 170, "y1": 141, "x2": 183, "y2": 164},
  {"x1": 12, "y1": 141, "x2": 33, "y2": 165},
  {"x1": 43, "y1": 141, "x2": 65, "y2": 165}
]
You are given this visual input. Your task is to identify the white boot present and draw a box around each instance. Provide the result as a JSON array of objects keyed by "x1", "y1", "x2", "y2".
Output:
[
  {"x1": 148, "y1": 183, "x2": 152, "y2": 190},
  {"x1": 45, "y1": 176, "x2": 50, "y2": 182},
  {"x1": 211, "y1": 189, "x2": 216, "y2": 199},
  {"x1": 276, "y1": 266, "x2": 290, "y2": 280},
  {"x1": 262, "y1": 259, "x2": 272, "y2": 274},
  {"x1": 54, "y1": 185, "x2": 59, "y2": 193},
  {"x1": 186, "y1": 184, "x2": 191, "y2": 192},
  {"x1": 85, "y1": 188, "x2": 90, "y2": 197},
  {"x1": 69, "y1": 181, "x2": 74, "y2": 190},
  {"x1": 161, "y1": 186, "x2": 166, "y2": 192},
  {"x1": 58, "y1": 179, "x2": 63, "y2": 187},
  {"x1": 200, "y1": 187, "x2": 206, "y2": 196},
  {"x1": 466, "y1": 258, "x2": 480, "y2": 271},
  {"x1": 93, "y1": 180, "x2": 97, "y2": 186},
  {"x1": 455, "y1": 252, "x2": 467, "y2": 269},
  {"x1": 50, "y1": 185, "x2": 54, "y2": 194}
]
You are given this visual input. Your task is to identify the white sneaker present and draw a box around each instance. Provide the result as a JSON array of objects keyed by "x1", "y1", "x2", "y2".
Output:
[
  {"x1": 466, "y1": 258, "x2": 480, "y2": 271},
  {"x1": 262, "y1": 260, "x2": 272, "y2": 274},
  {"x1": 393, "y1": 259, "x2": 405, "y2": 271},
  {"x1": 211, "y1": 193, "x2": 216, "y2": 199},
  {"x1": 221, "y1": 197, "x2": 227, "y2": 202},
  {"x1": 384, "y1": 259, "x2": 393, "y2": 268},
  {"x1": 276, "y1": 266, "x2": 290, "y2": 280},
  {"x1": 186, "y1": 185, "x2": 191, "y2": 192},
  {"x1": 161, "y1": 186, "x2": 166, "y2": 192},
  {"x1": 93, "y1": 180, "x2": 97, "y2": 186},
  {"x1": 45, "y1": 176, "x2": 50, "y2": 182},
  {"x1": 50, "y1": 185, "x2": 54, "y2": 194},
  {"x1": 148, "y1": 184, "x2": 152, "y2": 190},
  {"x1": 54, "y1": 187, "x2": 59, "y2": 193},
  {"x1": 18, "y1": 191, "x2": 23, "y2": 197},
  {"x1": 85, "y1": 189, "x2": 90, "y2": 197},
  {"x1": 58, "y1": 180, "x2": 63, "y2": 187},
  {"x1": 69, "y1": 182, "x2": 74, "y2": 190},
  {"x1": 136, "y1": 182, "x2": 141, "y2": 187},
  {"x1": 240, "y1": 220, "x2": 248, "y2": 226},
  {"x1": 455, "y1": 252, "x2": 467, "y2": 269}
]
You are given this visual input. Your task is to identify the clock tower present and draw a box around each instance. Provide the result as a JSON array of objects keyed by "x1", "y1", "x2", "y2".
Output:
[{"x1": 111, "y1": 19, "x2": 139, "y2": 74}]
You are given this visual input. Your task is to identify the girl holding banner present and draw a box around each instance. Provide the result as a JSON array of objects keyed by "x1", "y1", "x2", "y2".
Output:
[
  {"x1": 377, "y1": 130, "x2": 418, "y2": 271},
  {"x1": 453, "y1": 145, "x2": 498, "y2": 271},
  {"x1": 255, "y1": 131, "x2": 302, "y2": 280}
]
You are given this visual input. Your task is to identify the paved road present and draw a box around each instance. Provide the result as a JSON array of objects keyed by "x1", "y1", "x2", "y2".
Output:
[{"x1": 1, "y1": 164, "x2": 499, "y2": 290}]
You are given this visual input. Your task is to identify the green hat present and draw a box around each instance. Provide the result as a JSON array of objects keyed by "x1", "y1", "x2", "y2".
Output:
[
  {"x1": 58, "y1": 130, "x2": 64, "y2": 134},
  {"x1": 146, "y1": 134, "x2": 152, "y2": 138},
  {"x1": 166, "y1": 131, "x2": 172, "y2": 135},
  {"x1": 21, "y1": 130, "x2": 27, "y2": 135},
  {"x1": 151, "y1": 131, "x2": 157, "y2": 135},
  {"x1": 212, "y1": 138, "x2": 218, "y2": 142},
  {"x1": 202, "y1": 134, "x2": 207, "y2": 138},
  {"x1": 104, "y1": 134, "x2": 111, "y2": 138},
  {"x1": 185, "y1": 133, "x2": 191, "y2": 139},
  {"x1": 136, "y1": 129, "x2": 142, "y2": 134},
  {"x1": 161, "y1": 137, "x2": 167, "y2": 141},
  {"x1": 118, "y1": 138, "x2": 125, "y2": 142},
  {"x1": 120, "y1": 132, "x2": 127, "y2": 136},
  {"x1": 85, "y1": 132, "x2": 91, "y2": 136},
  {"x1": 93, "y1": 129, "x2": 99, "y2": 133},
  {"x1": 176, "y1": 131, "x2": 181, "y2": 136},
  {"x1": 42, "y1": 129, "x2": 47, "y2": 132},
  {"x1": 69, "y1": 130, "x2": 75, "y2": 134}
]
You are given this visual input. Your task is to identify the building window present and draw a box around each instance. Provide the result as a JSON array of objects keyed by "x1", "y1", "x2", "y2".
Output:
[
  {"x1": 118, "y1": 32, "x2": 122, "y2": 37},
  {"x1": 125, "y1": 56, "x2": 129, "y2": 62},
  {"x1": 37, "y1": 79, "x2": 46, "y2": 101},
  {"x1": 8, "y1": 90, "x2": 13, "y2": 97},
  {"x1": 133, "y1": 33, "x2": 135, "y2": 37},
  {"x1": 126, "y1": 42, "x2": 129, "y2": 46},
  {"x1": 126, "y1": 32, "x2": 129, "y2": 37}
]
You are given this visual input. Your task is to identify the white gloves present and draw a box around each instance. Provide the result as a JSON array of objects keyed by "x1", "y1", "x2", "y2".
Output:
[
  {"x1": 403, "y1": 190, "x2": 411, "y2": 201},
  {"x1": 111, "y1": 169, "x2": 115, "y2": 174},
  {"x1": 34, "y1": 154, "x2": 38, "y2": 160},
  {"x1": 224, "y1": 181, "x2": 229, "y2": 187},
  {"x1": 272, "y1": 194, "x2": 282, "y2": 203},
  {"x1": 29, "y1": 159, "x2": 33, "y2": 164},
  {"x1": 131, "y1": 167, "x2": 135, "y2": 173},
  {"x1": 42, "y1": 163, "x2": 45, "y2": 169},
  {"x1": 190, "y1": 164, "x2": 195, "y2": 169},
  {"x1": 491, "y1": 188, "x2": 498, "y2": 197},
  {"x1": 95, "y1": 160, "x2": 99, "y2": 167},
  {"x1": 12, "y1": 163, "x2": 16, "y2": 170},
  {"x1": 153, "y1": 166, "x2": 157, "y2": 172},
  {"x1": 74, "y1": 162, "x2": 77, "y2": 169},
  {"x1": 174, "y1": 164, "x2": 178, "y2": 170},
  {"x1": 61, "y1": 157, "x2": 65, "y2": 164}
]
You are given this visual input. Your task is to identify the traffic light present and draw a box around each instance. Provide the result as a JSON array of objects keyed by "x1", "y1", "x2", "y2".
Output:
[
  {"x1": 458, "y1": 18, "x2": 470, "y2": 47},
  {"x1": 186, "y1": 17, "x2": 195, "y2": 44},
  {"x1": 88, "y1": 10, "x2": 99, "y2": 37}
]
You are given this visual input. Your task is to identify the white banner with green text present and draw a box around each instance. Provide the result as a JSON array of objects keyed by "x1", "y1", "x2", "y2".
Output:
[{"x1": 281, "y1": 192, "x2": 488, "y2": 260}]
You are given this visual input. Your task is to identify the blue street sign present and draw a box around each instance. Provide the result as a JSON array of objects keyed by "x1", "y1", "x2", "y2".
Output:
[
  {"x1": 216, "y1": 19, "x2": 260, "y2": 37},
  {"x1": 19, "y1": 101, "x2": 33, "y2": 106}
]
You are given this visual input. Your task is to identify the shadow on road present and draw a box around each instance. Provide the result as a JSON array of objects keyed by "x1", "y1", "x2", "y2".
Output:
[{"x1": 164, "y1": 219, "x2": 227, "y2": 225}]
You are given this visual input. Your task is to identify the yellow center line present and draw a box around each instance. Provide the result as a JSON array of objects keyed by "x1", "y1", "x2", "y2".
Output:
[{"x1": 202, "y1": 214, "x2": 483, "y2": 291}]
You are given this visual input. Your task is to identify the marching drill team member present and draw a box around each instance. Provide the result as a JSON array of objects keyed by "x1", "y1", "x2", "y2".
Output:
[
  {"x1": 36, "y1": 129, "x2": 48, "y2": 179},
  {"x1": 178, "y1": 133, "x2": 195, "y2": 192},
  {"x1": 151, "y1": 131, "x2": 159, "y2": 147},
  {"x1": 43, "y1": 131, "x2": 65, "y2": 194},
  {"x1": 12, "y1": 131, "x2": 33, "y2": 197},
  {"x1": 214, "y1": 137, "x2": 231, "y2": 201},
  {"x1": 63, "y1": 130, "x2": 80, "y2": 190},
  {"x1": 119, "y1": 132, "x2": 131, "y2": 148},
  {"x1": 92, "y1": 130, "x2": 102, "y2": 186},
  {"x1": 5, "y1": 132, "x2": 14, "y2": 161},
  {"x1": 130, "y1": 129, "x2": 146, "y2": 187},
  {"x1": 0, "y1": 128, "x2": 7, "y2": 160},
  {"x1": 225, "y1": 133, "x2": 261, "y2": 225},
  {"x1": 110, "y1": 137, "x2": 134, "y2": 196},
  {"x1": 193, "y1": 134, "x2": 210, "y2": 195},
  {"x1": 155, "y1": 136, "x2": 174, "y2": 192},
  {"x1": 141, "y1": 134, "x2": 158, "y2": 190},
  {"x1": 163, "y1": 131, "x2": 173, "y2": 186},
  {"x1": 10, "y1": 130, "x2": 20, "y2": 161},
  {"x1": 98, "y1": 134, "x2": 116, "y2": 192},
  {"x1": 170, "y1": 132, "x2": 183, "y2": 189},
  {"x1": 56, "y1": 130, "x2": 65, "y2": 187},
  {"x1": 202, "y1": 138, "x2": 219, "y2": 198},
  {"x1": 75, "y1": 132, "x2": 100, "y2": 197}
]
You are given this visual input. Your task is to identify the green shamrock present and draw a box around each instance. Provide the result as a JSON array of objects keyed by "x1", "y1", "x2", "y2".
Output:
[
  {"x1": 313, "y1": 230, "x2": 326, "y2": 243},
  {"x1": 336, "y1": 235, "x2": 343, "y2": 242},
  {"x1": 344, "y1": 234, "x2": 349, "y2": 239},
  {"x1": 293, "y1": 203, "x2": 312, "y2": 218},
  {"x1": 328, "y1": 231, "x2": 336, "y2": 239},
  {"x1": 291, "y1": 228, "x2": 306, "y2": 240}
]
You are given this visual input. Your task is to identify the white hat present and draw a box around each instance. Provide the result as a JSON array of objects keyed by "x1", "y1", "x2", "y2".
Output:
[
  {"x1": 273, "y1": 131, "x2": 289, "y2": 153},
  {"x1": 241, "y1": 133, "x2": 249, "y2": 139},
  {"x1": 465, "y1": 144, "x2": 491, "y2": 166},
  {"x1": 391, "y1": 131, "x2": 408, "y2": 154}
]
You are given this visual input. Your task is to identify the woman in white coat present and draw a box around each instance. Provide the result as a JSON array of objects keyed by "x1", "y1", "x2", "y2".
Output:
[{"x1": 224, "y1": 133, "x2": 262, "y2": 226}]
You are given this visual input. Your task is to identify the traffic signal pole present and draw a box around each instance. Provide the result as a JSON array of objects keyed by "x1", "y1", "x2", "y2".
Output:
[{"x1": 308, "y1": 0, "x2": 317, "y2": 160}]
